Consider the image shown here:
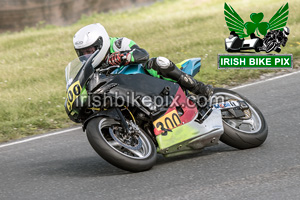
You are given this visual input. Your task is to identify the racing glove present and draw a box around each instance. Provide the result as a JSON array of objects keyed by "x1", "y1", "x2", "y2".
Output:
[{"x1": 108, "y1": 52, "x2": 131, "y2": 66}]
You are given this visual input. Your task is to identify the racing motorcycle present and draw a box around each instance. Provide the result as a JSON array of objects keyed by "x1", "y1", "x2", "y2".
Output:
[
  {"x1": 259, "y1": 28, "x2": 290, "y2": 53},
  {"x1": 261, "y1": 33, "x2": 284, "y2": 53},
  {"x1": 64, "y1": 50, "x2": 268, "y2": 172},
  {"x1": 225, "y1": 31, "x2": 263, "y2": 52}
]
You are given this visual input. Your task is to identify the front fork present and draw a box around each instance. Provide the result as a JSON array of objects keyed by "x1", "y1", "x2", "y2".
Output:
[{"x1": 115, "y1": 107, "x2": 130, "y2": 133}]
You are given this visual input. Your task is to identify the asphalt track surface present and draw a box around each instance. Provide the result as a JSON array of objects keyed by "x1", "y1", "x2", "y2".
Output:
[{"x1": 1, "y1": 71, "x2": 300, "y2": 200}]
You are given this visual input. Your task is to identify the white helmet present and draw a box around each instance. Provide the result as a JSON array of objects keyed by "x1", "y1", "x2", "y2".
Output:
[
  {"x1": 283, "y1": 27, "x2": 290, "y2": 37},
  {"x1": 73, "y1": 23, "x2": 110, "y2": 67}
]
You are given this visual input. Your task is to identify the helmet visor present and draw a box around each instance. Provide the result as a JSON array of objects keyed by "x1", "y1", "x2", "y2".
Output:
[
  {"x1": 75, "y1": 36, "x2": 103, "y2": 57},
  {"x1": 78, "y1": 46, "x2": 96, "y2": 56}
]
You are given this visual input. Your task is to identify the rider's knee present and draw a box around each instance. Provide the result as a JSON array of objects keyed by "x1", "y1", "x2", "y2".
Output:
[
  {"x1": 146, "y1": 57, "x2": 174, "y2": 72},
  {"x1": 155, "y1": 57, "x2": 172, "y2": 69}
]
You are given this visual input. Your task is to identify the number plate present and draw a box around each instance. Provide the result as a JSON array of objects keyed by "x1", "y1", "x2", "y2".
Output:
[
  {"x1": 66, "y1": 80, "x2": 82, "y2": 111},
  {"x1": 213, "y1": 100, "x2": 240, "y2": 110},
  {"x1": 153, "y1": 109, "x2": 182, "y2": 131}
]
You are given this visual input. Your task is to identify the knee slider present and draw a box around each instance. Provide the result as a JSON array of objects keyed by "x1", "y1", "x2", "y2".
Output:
[{"x1": 156, "y1": 57, "x2": 172, "y2": 69}]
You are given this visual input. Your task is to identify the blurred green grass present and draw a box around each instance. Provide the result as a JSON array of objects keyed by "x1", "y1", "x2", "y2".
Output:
[{"x1": 0, "y1": 0, "x2": 299, "y2": 142}]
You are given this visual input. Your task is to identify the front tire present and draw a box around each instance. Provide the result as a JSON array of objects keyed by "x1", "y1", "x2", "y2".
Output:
[
  {"x1": 265, "y1": 41, "x2": 276, "y2": 53},
  {"x1": 86, "y1": 117, "x2": 157, "y2": 172},
  {"x1": 212, "y1": 88, "x2": 268, "y2": 149}
]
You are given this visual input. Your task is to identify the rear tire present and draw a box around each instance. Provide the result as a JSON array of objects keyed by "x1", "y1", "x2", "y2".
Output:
[
  {"x1": 86, "y1": 117, "x2": 157, "y2": 172},
  {"x1": 213, "y1": 88, "x2": 268, "y2": 149}
]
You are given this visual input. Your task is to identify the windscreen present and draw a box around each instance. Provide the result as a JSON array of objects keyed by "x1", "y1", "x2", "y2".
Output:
[{"x1": 65, "y1": 54, "x2": 91, "y2": 90}]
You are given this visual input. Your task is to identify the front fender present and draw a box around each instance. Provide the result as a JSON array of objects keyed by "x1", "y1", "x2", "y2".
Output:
[{"x1": 82, "y1": 108, "x2": 121, "y2": 131}]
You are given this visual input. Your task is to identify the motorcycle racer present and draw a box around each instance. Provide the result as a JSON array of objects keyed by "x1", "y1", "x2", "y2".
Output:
[
  {"x1": 262, "y1": 27, "x2": 290, "y2": 53},
  {"x1": 73, "y1": 23, "x2": 213, "y2": 97}
]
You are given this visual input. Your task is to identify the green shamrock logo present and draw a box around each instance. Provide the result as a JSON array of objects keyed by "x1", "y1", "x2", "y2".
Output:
[{"x1": 244, "y1": 13, "x2": 270, "y2": 36}]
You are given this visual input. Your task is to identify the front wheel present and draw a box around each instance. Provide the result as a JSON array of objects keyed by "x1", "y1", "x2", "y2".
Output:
[
  {"x1": 265, "y1": 41, "x2": 277, "y2": 53},
  {"x1": 86, "y1": 117, "x2": 157, "y2": 172},
  {"x1": 212, "y1": 88, "x2": 268, "y2": 149}
]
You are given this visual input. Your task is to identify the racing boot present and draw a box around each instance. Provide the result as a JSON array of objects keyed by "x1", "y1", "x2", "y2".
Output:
[{"x1": 178, "y1": 73, "x2": 214, "y2": 98}]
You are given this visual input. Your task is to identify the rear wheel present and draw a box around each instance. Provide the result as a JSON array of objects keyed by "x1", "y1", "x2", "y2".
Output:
[
  {"x1": 212, "y1": 88, "x2": 268, "y2": 149},
  {"x1": 86, "y1": 117, "x2": 157, "y2": 172}
]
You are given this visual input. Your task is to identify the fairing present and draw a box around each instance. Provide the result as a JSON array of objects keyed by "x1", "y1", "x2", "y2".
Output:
[{"x1": 156, "y1": 109, "x2": 224, "y2": 155}]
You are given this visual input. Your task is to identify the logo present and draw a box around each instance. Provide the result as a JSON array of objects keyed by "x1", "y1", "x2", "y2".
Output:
[
  {"x1": 224, "y1": 2, "x2": 289, "y2": 53},
  {"x1": 219, "y1": 3, "x2": 292, "y2": 69},
  {"x1": 75, "y1": 41, "x2": 83, "y2": 46},
  {"x1": 114, "y1": 38, "x2": 123, "y2": 49}
]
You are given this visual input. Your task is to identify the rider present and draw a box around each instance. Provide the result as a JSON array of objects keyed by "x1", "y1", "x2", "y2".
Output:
[
  {"x1": 263, "y1": 27, "x2": 290, "y2": 53},
  {"x1": 73, "y1": 23, "x2": 213, "y2": 97}
]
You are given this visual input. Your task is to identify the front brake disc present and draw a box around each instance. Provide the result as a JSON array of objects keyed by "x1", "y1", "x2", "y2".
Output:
[{"x1": 109, "y1": 127, "x2": 142, "y2": 150}]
